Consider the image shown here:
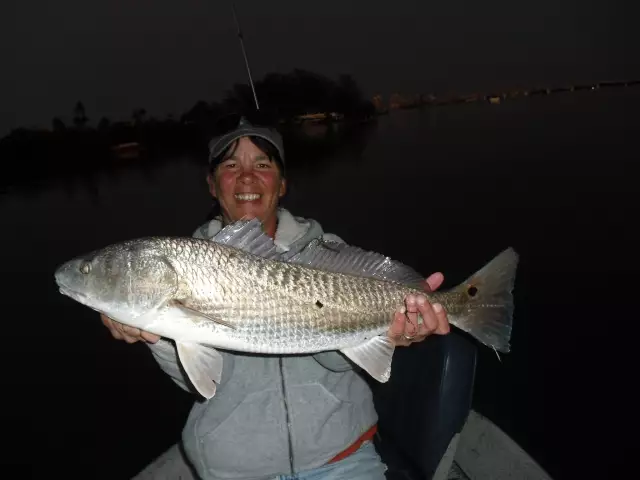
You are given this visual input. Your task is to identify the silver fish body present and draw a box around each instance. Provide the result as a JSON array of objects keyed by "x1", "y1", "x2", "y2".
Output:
[{"x1": 55, "y1": 219, "x2": 518, "y2": 399}]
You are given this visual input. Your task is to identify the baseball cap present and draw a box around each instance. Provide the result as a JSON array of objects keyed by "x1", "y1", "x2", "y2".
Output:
[{"x1": 207, "y1": 113, "x2": 285, "y2": 167}]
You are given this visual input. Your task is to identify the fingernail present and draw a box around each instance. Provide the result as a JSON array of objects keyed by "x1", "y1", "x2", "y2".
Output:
[
  {"x1": 399, "y1": 306, "x2": 406, "y2": 314},
  {"x1": 417, "y1": 296, "x2": 426, "y2": 306},
  {"x1": 433, "y1": 303, "x2": 443, "y2": 313}
]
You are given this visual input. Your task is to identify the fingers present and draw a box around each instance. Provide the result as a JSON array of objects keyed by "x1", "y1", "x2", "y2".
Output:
[
  {"x1": 387, "y1": 295, "x2": 430, "y2": 347},
  {"x1": 405, "y1": 294, "x2": 422, "y2": 337},
  {"x1": 433, "y1": 302, "x2": 450, "y2": 335},
  {"x1": 99, "y1": 313, "x2": 159, "y2": 344},
  {"x1": 101, "y1": 313, "x2": 124, "y2": 341},
  {"x1": 424, "y1": 272, "x2": 444, "y2": 292},
  {"x1": 120, "y1": 324, "x2": 143, "y2": 344},
  {"x1": 415, "y1": 295, "x2": 450, "y2": 337},
  {"x1": 388, "y1": 293, "x2": 450, "y2": 347},
  {"x1": 140, "y1": 330, "x2": 161, "y2": 344},
  {"x1": 388, "y1": 309, "x2": 412, "y2": 346}
]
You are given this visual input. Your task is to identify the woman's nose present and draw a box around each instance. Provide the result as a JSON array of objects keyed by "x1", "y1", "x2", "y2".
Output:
[{"x1": 238, "y1": 169, "x2": 255, "y2": 183}]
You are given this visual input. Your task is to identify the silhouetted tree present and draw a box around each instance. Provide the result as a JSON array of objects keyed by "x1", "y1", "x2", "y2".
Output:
[
  {"x1": 52, "y1": 117, "x2": 66, "y2": 132},
  {"x1": 334, "y1": 74, "x2": 365, "y2": 117},
  {"x1": 73, "y1": 101, "x2": 88, "y2": 129},
  {"x1": 219, "y1": 69, "x2": 372, "y2": 122},
  {"x1": 132, "y1": 108, "x2": 147, "y2": 125},
  {"x1": 182, "y1": 100, "x2": 220, "y2": 126},
  {"x1": 98, "y1": 117, "x2": 111, "y2": 132}
]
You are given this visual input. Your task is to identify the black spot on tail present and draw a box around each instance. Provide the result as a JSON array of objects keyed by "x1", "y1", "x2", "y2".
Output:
[{"x1": 315, "y1": 300, "x2": 324, "y2": 308}]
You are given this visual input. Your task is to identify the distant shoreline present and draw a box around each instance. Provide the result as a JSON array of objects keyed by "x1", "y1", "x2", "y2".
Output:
[{"x1": 375, "y1": 79, "x2": 640, "y2": 112}]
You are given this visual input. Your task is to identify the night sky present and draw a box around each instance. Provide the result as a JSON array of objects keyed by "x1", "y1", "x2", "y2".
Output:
[{"x1": 2, "y1": 0, "x2": 636, "y2": 136}]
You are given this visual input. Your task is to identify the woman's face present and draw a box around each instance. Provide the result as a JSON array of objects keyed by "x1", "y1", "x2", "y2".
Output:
[{"x1": 207, "y1": 136, "x2": 286, "y2": 227}]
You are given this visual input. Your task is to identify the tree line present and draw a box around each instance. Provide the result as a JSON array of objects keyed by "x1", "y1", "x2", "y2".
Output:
[{"x1": 0, "y1": 70, "x2": 376, "y2": 192}]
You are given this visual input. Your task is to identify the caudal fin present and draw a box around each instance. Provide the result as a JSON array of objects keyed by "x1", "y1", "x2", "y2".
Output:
[{"x1": 450, "y1": 248, "x2": 519, "y2": 353}]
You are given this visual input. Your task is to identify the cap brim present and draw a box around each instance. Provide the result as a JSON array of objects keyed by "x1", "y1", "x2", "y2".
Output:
[{"x1": 208, "y1": 126, "x2": 285, "y2": 165}]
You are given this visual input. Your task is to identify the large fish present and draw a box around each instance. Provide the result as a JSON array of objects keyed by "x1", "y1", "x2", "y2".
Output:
[{"x1": 54, "y1": 219, "x2": 518, "y2": 399}]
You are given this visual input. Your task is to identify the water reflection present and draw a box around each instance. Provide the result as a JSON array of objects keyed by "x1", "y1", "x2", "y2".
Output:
[{"x1": 6, "y1": 88, "x2": 638, "y2": 479}]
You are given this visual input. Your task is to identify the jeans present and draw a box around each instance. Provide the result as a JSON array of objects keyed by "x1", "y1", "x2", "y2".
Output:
[{"x1": 273, "y1": 441, "x2": 387, "y2": 480}]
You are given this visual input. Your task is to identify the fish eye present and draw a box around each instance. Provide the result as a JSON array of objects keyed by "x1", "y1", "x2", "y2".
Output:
[{"x1": 80, "y1": 262, "x2": 91, "y2": 274}]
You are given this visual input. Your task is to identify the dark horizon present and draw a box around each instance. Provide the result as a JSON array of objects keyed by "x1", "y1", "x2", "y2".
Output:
[
  {"x1": 2, "y1": 0, "x2": 637, "y2": 136},
  {"x1": 4, "y1": 74, "x2": 638, "y2": 139}
]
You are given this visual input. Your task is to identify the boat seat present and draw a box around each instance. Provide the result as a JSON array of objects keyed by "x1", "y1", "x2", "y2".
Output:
[{"x1": 368, "y1": 331, "x2": 478, "y2": 480}]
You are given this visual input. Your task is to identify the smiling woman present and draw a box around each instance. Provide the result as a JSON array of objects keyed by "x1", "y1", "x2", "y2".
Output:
[
  {"x1": 94, "y1": 113, "x2": 451, "y2": 479},
  {"x1": 206, "y1": 117, "x2": 287, "y2": 239}
]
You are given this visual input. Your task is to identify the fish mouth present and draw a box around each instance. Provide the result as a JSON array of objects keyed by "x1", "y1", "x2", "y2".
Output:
[
  {"x1": 58, "y1": 286, "x2": 104, "y2": 316},
  {"x1": 58, "y1": 285, "x2": 90, "y2": 305}
]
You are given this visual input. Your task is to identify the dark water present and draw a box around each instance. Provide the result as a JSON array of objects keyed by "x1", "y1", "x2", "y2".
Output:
[{"x1": 4, "y1": 88, "x2": 637, "y2": 479}]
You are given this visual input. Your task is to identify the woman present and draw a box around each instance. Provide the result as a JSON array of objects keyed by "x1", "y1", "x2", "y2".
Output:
[{"x1": 101, "y1": 116, "x2": 450, "y2": 480}]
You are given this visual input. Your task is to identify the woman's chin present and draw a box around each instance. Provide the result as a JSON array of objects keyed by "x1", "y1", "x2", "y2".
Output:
[{"x1": 230, "y1": 205, "x2": 265, "y2": 222}]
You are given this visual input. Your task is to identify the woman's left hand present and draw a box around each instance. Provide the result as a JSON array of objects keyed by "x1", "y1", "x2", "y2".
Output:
[{"x1": 387, "y1": 272, "x2": 451, "y2": 347}]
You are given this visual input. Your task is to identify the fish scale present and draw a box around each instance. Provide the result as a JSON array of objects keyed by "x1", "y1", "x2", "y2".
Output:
[{"x1": 171, "y1": 245, "x2": 399, "y2": 344}]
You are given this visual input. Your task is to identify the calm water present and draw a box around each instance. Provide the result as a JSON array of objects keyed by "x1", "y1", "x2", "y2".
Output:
[{"x1": 4, "y1": 88, "x2": 637, "y2": 479}]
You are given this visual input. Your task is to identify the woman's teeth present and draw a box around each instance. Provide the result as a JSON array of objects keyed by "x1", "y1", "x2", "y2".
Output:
[{"x1": 235, "y1": 193, "x2": 261, "y2": 201}]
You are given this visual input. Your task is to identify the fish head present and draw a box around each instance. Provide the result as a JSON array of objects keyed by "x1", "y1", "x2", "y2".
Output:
[{"x1": 54, "y1": 240, "x2": 179, "y2": 325}]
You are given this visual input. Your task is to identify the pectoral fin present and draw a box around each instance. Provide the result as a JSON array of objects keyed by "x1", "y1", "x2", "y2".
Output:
[
  {"x1": 173, "y1": 300, "x2": 236, "y2": 330},
  {"x1": 176, "y1": 341, "x2": 224, "y2": 399},
  {"x1": 340, "y1": 336, "x2": 396, "y2": 382}
]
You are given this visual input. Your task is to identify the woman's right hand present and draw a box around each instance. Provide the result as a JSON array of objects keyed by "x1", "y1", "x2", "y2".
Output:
[{"x1": 100, "y1": 313, "x2": 160, "y2": 344}]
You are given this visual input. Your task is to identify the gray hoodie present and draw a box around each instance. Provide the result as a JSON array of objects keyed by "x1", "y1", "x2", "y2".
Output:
[{"x1": 146, "y1": 208, "x2": 379, "y2": 480}]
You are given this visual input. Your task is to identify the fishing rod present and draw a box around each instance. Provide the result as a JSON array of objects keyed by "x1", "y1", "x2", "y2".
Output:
[{"x1": 230, "y1": 1, "x2": 260, "y2": 110}]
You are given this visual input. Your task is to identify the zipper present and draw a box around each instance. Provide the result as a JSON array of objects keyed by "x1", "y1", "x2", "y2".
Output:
[{"x1": 279, "y1": 357, "x2": 295, "y2": 474}]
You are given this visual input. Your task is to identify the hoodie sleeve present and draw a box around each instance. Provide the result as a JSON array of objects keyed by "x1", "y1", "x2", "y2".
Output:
[
  {"x1": 146, "y1": 339, "x2": 235, "y2": 394},
  {"x1": 312, "y1": 351, "x2": 361, "y2": 372},
  {"x1": 193, "y1": 223, "x2": 211, "y2": 240},
  {"x1": 146, "y1": 339, "x2": 193, "y2": 392}
]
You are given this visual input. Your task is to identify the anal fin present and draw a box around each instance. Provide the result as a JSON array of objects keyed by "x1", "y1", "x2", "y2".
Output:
[
  {"x1": 176, "y1": 341, "x2": 224, "y2": 400},
  {"x1": 340, "y1": 336, "x2": 396, "y2": 382}
]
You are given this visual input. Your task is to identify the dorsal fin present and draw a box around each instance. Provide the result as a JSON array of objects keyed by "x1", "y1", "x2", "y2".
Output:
[
  {"x1": 288, "y1": 238, "x2": 426, "y2": 288},
  {"x1": 211, "y1": 219, "x2": 281, "y2": 259},
  {"x1": 211, "y1": 220, "x2": 426, "y2": 288}
]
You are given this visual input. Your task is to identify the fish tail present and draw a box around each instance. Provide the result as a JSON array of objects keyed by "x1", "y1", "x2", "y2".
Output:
[{"x1": 448, "y1": 248, "x2": 519, "y2": 353}]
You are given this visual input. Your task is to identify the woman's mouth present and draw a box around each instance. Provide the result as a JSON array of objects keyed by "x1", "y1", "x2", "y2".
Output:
[{"x1": 234, "y1": 193, "x2": 262, "y2": 201}]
